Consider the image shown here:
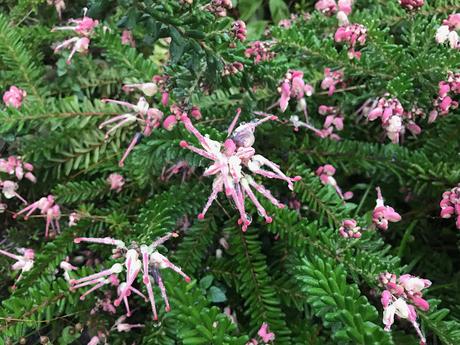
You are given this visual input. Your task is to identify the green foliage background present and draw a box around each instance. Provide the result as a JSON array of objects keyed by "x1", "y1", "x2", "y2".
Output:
[{"x1": 0, "y1": 0, "x2": 459, "y2": 344}]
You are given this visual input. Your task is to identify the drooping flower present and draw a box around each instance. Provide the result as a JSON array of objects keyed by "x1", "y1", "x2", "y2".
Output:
[
  {"x1": 13, "y1": 195, "x2": 61, "y2": 238},
  {"x1": 399, "y1": 0, "x2": 424, "y2": 10},
  {"x1": 379, "y1": 272, "x2": 431, "y2": 344},
  {"x1": 0, "y1": 247, "x2": 35, "y2": 288},
  {"x1": 435, "y1": 14, "x2": 460, "y2": 49},
  {"x1": 51, "y1": 8, "x2": 99, "y2": 64},
  {"x1": 339, "y1": 219, "x2": 362, "y2": 238},
  {"x1": 439, "y1": 183, "x2": 460, "y2": 230},
  {"x1": 429, "y1": 72, "x2": 460, "y2": 123},
  {"x1": 71, "y1": 232, "x2": 191, "y2": 320},
  {"x1": 372, "y1": 187, "x2": 401, "y2": 231},
  {"x1": 3, "y1": 86, "x2": 27, "y2": 109},
  {"x1": 179, "y1": 110, "x2": 301, "y2": 231},
  {"x1": 0, "y1": 156, "x2": 36, "y2": 182},
  {"x1": 278, "y1": 70, "x2": 314, "y2": 120},
  {"x1": 321, "y1": 68, "x2": 345, "y2": 96},
  {"x1": 245, "y1": 41, "x2": 275, "y2": 64},
  {"x1": 334, "y1": 23, "x2": 367, "y2": 59},
  {"x1": 316, "y1": 164, "x2": 353, "y2": 200},
  {"x1": 121, "y1": 30, "x2": 136, "y2": 47},
  {"x1": 107, "y1": 173, "x2": 125, "y2": 192},
  {"x1": 100, "y1": 97, "x2": 163, "y2": 167}
]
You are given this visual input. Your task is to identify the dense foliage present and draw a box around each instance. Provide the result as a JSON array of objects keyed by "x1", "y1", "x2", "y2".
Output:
[{"x1": 0, "y1": 0, "x2": 459, "y2": 344}]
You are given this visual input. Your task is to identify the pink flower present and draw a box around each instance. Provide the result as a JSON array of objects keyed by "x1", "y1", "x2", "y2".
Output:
[
  {"x1": 436, "y1": 14, "x2": 460, "y2": 49},
  {"x1": 316, "y1": 164, "x2": 353, "y2": 200},
  {"x1": 315, "y1": 0, "x2": 337, "y2": 16},
  {"x1": 372, "y1": 187, "x2": 401, "y2": 231},
  {"x1": 206, "y1": 0, "x2": 232, "y2": 17},
  {"x1": 47, "y1": 0, "x2": 66, "y2": 19},
  {"x1": 100, "y1": 97, "x2": 163, "y2": 166},
  {"x1": 107, "y1": 173, "x2": 125, "y2": 192},
  {"x1": 321, "y1": 68, "x2": 345, "y2": 96},
  {"x1": 278, "y1": 70, "x2": 314, "y2": 119},
  {"x1": 68, "y1": 212, "x2": 80, "y2": 226},
  {"x1": 121, "y1": 30, "x2": 135, "y2": 47},
  {"x1": 339, "y1": 219, "x2": 362, "y2": 238},
  {"x1": 334, "y1": 23, "x2": 367, "y2": 59},
  {"x1": 231, "y1": 20, "x2": 247, "y2": 41},
  {"x1": 60, "y1": 258, "x2": 78, "y2": 282},
  {"x1": 257, "y1": 323, "x2": 275, "y2": 343},
  {"x1": 0, "y1": 180, "x2": 27, "y2": 204},
  {"x1": 439, "y1": 184, "x2": 460, "y2": 230},
  {"x1": 430, "y1": 72, "x2": 460, "y2": 122},
  {"x1": 71, "y1": 232, "x2": 190, "y2": 319},
  {"x1": 87, "y1": 336, "x2": 100, "y2": 345},
  {"x1": 399, "y1": 0, "x2": 424, "y2": 10},
  {"x1": 122, "y1": 82, "x2": 158, "y2": 97},
  {"x1": 13, "y1": 195, "x2": 61, "y2": 238},
  {"x1": 338, "y1": 0, "x2": 353, "y2": 15},
  {"x1": 223, "y1": 62, "x2": 244, "y2": 76},
  {"x1": 245, "y1": 41, "x2": 275, "y2": 64},
  {"x1": 3, "y1": 86, "x2": 26, "y2": 108},
  {"x1": 179, "y1": 110, "x2": 300, "y2": 230},
  {"x1": 160, "y1": 161, "x2": 193, "y2": 182},
  {"x1": 0, "y1": 247, "x2": 35, "y2": 287},
  {"x1": 0, "y1": 156, "x2": 36, "y2": 182}
]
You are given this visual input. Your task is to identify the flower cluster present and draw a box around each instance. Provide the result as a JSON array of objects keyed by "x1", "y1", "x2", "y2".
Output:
[
  {"x1": 70, "y1": 232, "x2": 191, "y2": 320},
  {"x1": 278, "y1": 70, "x2": 314, "y2": 119},
  {"x1": 366, "y1": 95, "x2": 422, "y2": 144},
  {"x1": 121, "y1": 30, "x2": 136, "y2": 47},
  {"x1": 0, "y1": 247, "x2": 35, "y2": 288},
  {"x1": 246, "y1": 323, "x2": 275, "y2": 344},
  {"x1": 316, "y1": 164, "x2": 353, "y2": 200},
  {"x1": 107, "y1": 173, "x2": 125, "y2": 192},
  {"x1": 440, "y1": 184, "x2": 460, "y2": 230},
  {"x1": 223, "y1": 61, "x2": 245, "y2": 76},
  {"x1": 231, "y1": 20, "x2": 247, "y2": 42},
  {"x1": 160, "y1": 160, "x2": 194, "y2": 182},
  {"x1": 399, "y1": 0, "x2": 424, "y2": 10},
  {"x1": 379, "y1": 272, "x2": 431, "y2": 344},
  {"x1": 206, "y1": 0, "x2": 232, "y2": 17},
  {"x1": 13, "y1": 195, "x2": 61, "y2": 238},
  {"x1": 429, "y1": 71, "x2": 460, "y2": 122},
  {"x1": 179, "y1": 110, "x2": 301, "y2": 231},
  {"x1": 318, "y1": 105, "x2": 344, "y2": 140},
  {"x1": 0, "y1": 156, "x2": 36, "y2": 182},
  {"x1": 51, "y1": 8, "x2": 99, "y2": 64},
  {"x1": 3, "y1": 86, "x2": 26, "y2": 109},
  {"x1": 321, "y1": 68, "x2": 345, "y2": 96},
  {"x1": 372, "y1": 187, "x2": 401, "y2": 231},
  {"x1": 339, "y1": 219, "x2": 362, "y2": 238},
  {"x1": 435, "y1": 13, "x2": 460, "y2": 50},
  {"x1": 100, "y1": 97, "x2": 164, "y2": 166},
  {"x1": 315, "y1": 0, "x2": 353, "y2": 24},
  {"x1": 334, "y1": 23, "x2": 367, "y2": 59},
  {"x1": 245, "y1": 41, "x2": 275, "y2": 64},
  {"x1": 163, "y1": 103, "x2": 201, "y2": 130}
]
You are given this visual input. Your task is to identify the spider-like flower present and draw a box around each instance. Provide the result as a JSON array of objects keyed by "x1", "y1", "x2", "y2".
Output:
[
  {"x1": 440, "y1": 183, "x2": 460, "y2": 230},
  {"x1": 379, "y1": 272, "x2": 431, "y2": 344},
  {"x1": 70, "y1": 232, "x2": 191, "y2": 320},
  {"x1": 51, "y1": 8, "x2": 98, "y2": 64},
  {"x1": 179, "y1": 110, "x2": 301, "y2": 231},
  {"x1": 0, "y1": 155, "x2": 36, "y2": 182},
  {"x1": 316, "y1": 164, "x2": 353, "y2": 200},
  {"x1": 13, "y1": 195, "x2": 61, "y2": 238},
  {"x1": 100, "y1": 97, "x2": 163, "y2": 167},
  {"x1": 372, "y1": 187, "x2": 401, "y2": 231},
  {"x1": 0, "y1": 247, "x2": 35, "y2": 288},
  {"x1": 3, "y1": 86, "x2": 27, "y2": 109},
  {"x1": 339, "y1": 219, "x2": 361, "y2": 238},
  {"x1": 334, "y1": 23, "x2": 367, "y2": 59}
]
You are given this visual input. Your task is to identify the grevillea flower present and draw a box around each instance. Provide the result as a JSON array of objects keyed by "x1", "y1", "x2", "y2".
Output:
[
  {"x1": 107, "y1": 173, "x2": 125, "y2": 192},
  {"x1": 334, "y1": 23, "x2": 367, "y2": 59},
  {"x1": 429, "y1": 72, "x2": 460, "y2": 123},
  {"x1": 123, "y1": 82, "x2": 158, "y2": 97},
  {"x1": 245, "y1": 41, "x2": 275, "y2": 64},
  {"x1": 435, "y1": 14, "x2": 460, "y2": 49},
  {"x1": 440, "y1": 184, "x2": 460, "y2": 230},
  {"x1": 163, "y1": 104, "x2": 201, "y2": 131},
  {"x1": 179, "y1": 110, "x2": 301, "y2": 231},
  {"x1": 51, "y1": 8, "x2": 99, "y2": 64},
  {"x1": 0, "y1": 247, "x2": 35, "y2": 287},
  {"x1": 257, "y1": 323, "x2": 275, "y2": 343},
  {"x1": 321, "y1": 68, "x2": 345, "y2": 96},
  {"x1": 68, "y1": 212, "x2": 80, "y2": 227},
  {"x1": 160, "y1": 161, "x2": 194, "y2": 182},
  {"x1": 71, "y1": 232, "x2": 191, "y2": 319},
  {"x1": 100, "y1": 97, "x2": 163, "y2": 166},
  {"x1": 60, "y1": 258, "x2": 78, "y2": 282},
  {"x1": 372, "y1": 187, "x2": 401, "y2": 231},
  {"x1": 399, "y1": 0, "x2": 424, "y2": 10},
  {"x1": 339, "y1": 219, "x2": 362, "y2": 238},
  {"x1": 223, "y1": 62, "x2": 244, "y2": 76},
  {"x1": 315, "y1": 0, "x2": 338, "y2": 16},
  {"x1": 231, "y1": 20, "x2": 247, "y2": 41},
  {"x1": 206, "y1": 0, "x2": 232, "y2": 17},
  {"x1": 316, "y1": 164, "x2": 353, "y2": 200},
  {"x1": 278, "y1": 70, "x2": 314, "y2": 119},
  {"x1": 379, "y1": 272, "x2": 431, "y2": 344},
  {"x1": 318, "y1": 105, "x2": 344, "y2": 140},
  {"x1": 121, "y1": 30, "x2": 136, "y2": 47},
  {"x1": 47, "y1": 0, "x2": 66, "y2": 19},
  {"x1": 0, "y1": 180, "x2": 27, "y2": 204},
  {"x1": 13, "y1": 195, "x2": 61, "y2": 238},
  {"x1": 3, "y1": 86, "x2": 26, "y2": 109},
  {"x1": 0, "y1": 156, "x2": 36, "y2": 182}
]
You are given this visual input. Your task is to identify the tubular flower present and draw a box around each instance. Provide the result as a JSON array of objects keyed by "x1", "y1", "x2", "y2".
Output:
[
  {"x1": 245, "y1": 41, "x2": 275, "y2": 64},
  {"x1": 372, "y1": 187, "x2": 401, "y2": 231},
  {"x1": 0, "y1": 156, "x2": 36, "y2": 182},
  {"x1": 0, "y1": 247, "x2": 35, "y2": 288},
  {"x1": 339, "y1": 219, "x2": 362, "y2": 238},
  {"x1": 100, "y1": 97, "x2": 163, "y2": 167},
  {"x1": 0, "y1": 180, "x2": 27, "y2": 204},
  {"x1": 71, "y1": 232, "x2": 191, "y2": 320},
  {"x1": 179, "y1": 109, "x2": 301, "y2": 231},
  {"x1": 429, "y1": 71, "x2": 460, "y2": 122},
  {"x1": 435, "y1": 14, "x2": 460, "y2": 49},
  {"x1": 3, "y1": 86, "x2": 27, "y2": 108},
  {"x1": 321, "y1": 68, "x2": 345, "y2": 96},
  {"x1": 334, "y1": 23, "x2": 367, "y2": 59},
  {"x1": 51, "y1": 8, "x2": 98, "y2": 64},
  {"x1": 278, "y1": 70, "x2": 314, "y2": 120},
  {"x1": 13, "y1": 195, "x2": 61, "y2": 238},
  {"x1": 316, "y1": 164, "x2": 353, "y2": 200},
  {"x1": 379, "y1": 272, "x2": 431, "y2": 344},
  {"x1": 206, "y1": 0, "x2": 232, "y2": 17},
  {"x1": 439, "y1": 184, "x2": 460, "y2": 230}
]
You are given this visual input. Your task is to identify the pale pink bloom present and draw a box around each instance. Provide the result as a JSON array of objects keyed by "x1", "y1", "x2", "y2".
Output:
[
  {"x1": 232, "y1": 20, "x2": 247, "y2": 41},
  {"x1": 372, "y1": 187, "x2": 401, "y2": 231},
  {"x1": 121, "y1": 30, "x2": 136, "y2": 47},
  {"x1": 321, "y1": 68, "x2": 345, "y2": 96},
  {"x1": 100, "y1": 97, "x2": 163, "y2": 166},
  {"x1": 68, "y1": 212, "x2": 80, "y2": 226},
  {"x1": 399, "y1": 0, "x2": 424, "y2": 10},
  {"x1": 206, "y1": 0, "x2": 232, "y2": 16},
  {"x1": 430, "y1": 72, "x2": 460, "y2": 122},
  {"x1": 316, "y1": 164, "x2": 353, "y2": 200},
  {"x1": 122, "y1": 82, "x2": 158, "y2": 97},
  {"x1": 223, "y1": 62, "x2": 244, "y2": 76},
  {"x1": 13, "y1": 195, "x2": 61, "y2": 238},
  {"x1": 162, "y1": 103, "x2": 200, "y2": 130},
  {"x1": 116, "y1": 322, "x2": 144, "y2": 332},
  {"x1": 160, "y1": 160, "x2": 193, "y2": 182},
  {"x1": 315, "y1": 0, "x2": 337, "y2": 16},
  {"x1": 60, "y1": 258, "x2": 78, "y2": 282},
  {"x1": 278, "y1": 70, "x2": 314, "y2": 119},
  {"x1": 436, "y1": 14, "x2": 460, "y2": 49},
  {"x1": 107, "y1": 173, "x2": 125, "y2": 192},
  {"x1": 47, "y1": 0, "x2": 66, "y2": 19},
  {"x1": 338, "y1": 0, "x2": 353, "y2": 15},
  {"x1": 334, "y1": 23, "x2": 367, "y2": 59},
  {"x1": 0, "y1": 247, "x2": 35, "y2": 287},
  {"x1": 224, "y1": 306, "x2": 238, "y2": 324},
  {"x1": 245, "y1": 41, "x2": 275, "y2": 64},
  {"x1": 71, "y1": 232, "x2": 190, "y2": 319},
  {"x1": 0, "y1": 180, "x2": 27, "y2": 204},
  {"x1": 339, "y1": 219, "x2": 361, "y2": 238},
  {"x1": 3, "y1": 86, "x2": 26, "y2": 108},
  {"x1": 180, "y1": 110, "x2": 301, "y2": 231},
  {"x1": 0, "y1": 156, "x2": 36, "y2": 182},
  {"x1": 257, "y1": 323, "x2": 275, "y2": 343},
  {"x1": 317, "y1": 105, "x2": 344, "y2": 140},
  {"x1": 87, "y1": 336, "x2": 100, "y2": 345},
  {"x1": 440, "y1": 184, "x2": 460, "y2": 230}
]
